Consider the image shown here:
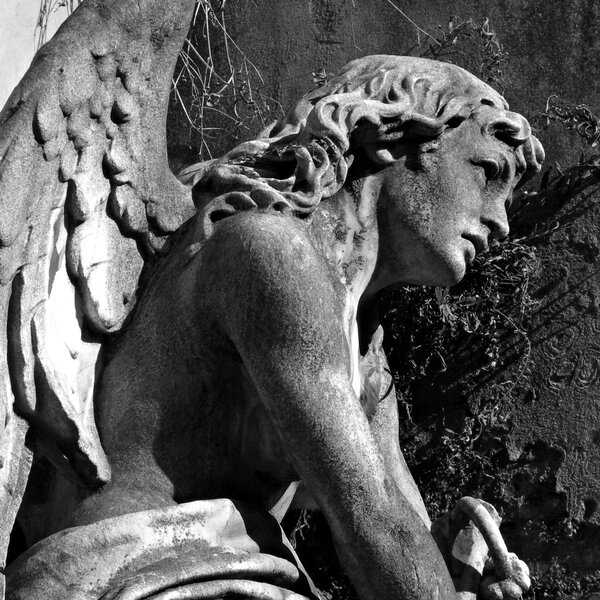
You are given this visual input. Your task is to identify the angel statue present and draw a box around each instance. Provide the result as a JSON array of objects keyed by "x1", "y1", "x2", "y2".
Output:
[{"x1": 0, "y1": 0, "x2": 544, "y2": 598}]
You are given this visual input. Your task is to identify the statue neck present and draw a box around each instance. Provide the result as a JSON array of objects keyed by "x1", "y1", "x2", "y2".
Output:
[
  {"x1": 308, "y1": 179, "x2": 385, "y2": 356},
  {"x1": 309, "y1": 179, "x2": 381, "y2": 307}
]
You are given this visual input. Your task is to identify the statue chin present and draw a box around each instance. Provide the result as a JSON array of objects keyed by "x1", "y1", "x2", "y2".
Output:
[{"x1": 399, "y1": 252, "x2": 469, "y2": 289}]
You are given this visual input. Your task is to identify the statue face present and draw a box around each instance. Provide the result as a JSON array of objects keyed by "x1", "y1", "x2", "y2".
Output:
[{"x1": 372, "y1": 118, "x2": 517, "y2": 288}]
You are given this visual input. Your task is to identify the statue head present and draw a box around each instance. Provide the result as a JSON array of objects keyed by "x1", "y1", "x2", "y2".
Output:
[{"x1": 192, "y1": 55, "x2": 544, "y2": 283}]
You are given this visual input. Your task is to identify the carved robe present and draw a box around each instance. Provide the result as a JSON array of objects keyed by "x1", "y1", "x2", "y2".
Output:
[{"x1": 6, "y1": 499, "x2": 319, "y2": 600}]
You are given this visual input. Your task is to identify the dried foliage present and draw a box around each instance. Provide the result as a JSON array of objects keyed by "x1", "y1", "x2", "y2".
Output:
[
  {"x1": 412, "y1": 17, "x2": 508, "y2": 93},
  {"x1": 35, "y1": 0, "x2": 81, "y2": 50},
  {"x1": 541, "y1": 96, "x2": 600, "y2": 148},
  {"x1": 512, "y1": 98, "x2": 600, "y2": 243},
  {"x1": 379, "y1": 238, "x2": 538, "y2": 514},
  {"x1": 532, "y1": 567, "x2": 600, "y2": 600},
  {"x1": 172, "y1": 0, "x2": 281, "y2": 159},
  {"x1": 377, "y1": 100, "x2": 600, "y2": 517}
]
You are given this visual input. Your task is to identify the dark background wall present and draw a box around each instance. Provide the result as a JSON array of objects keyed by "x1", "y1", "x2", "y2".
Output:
[{"x1": 167, "y1": 2, "x2": 600, "y2": 597}]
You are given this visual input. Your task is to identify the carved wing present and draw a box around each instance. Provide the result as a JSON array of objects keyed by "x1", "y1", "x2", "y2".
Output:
[{"x1": 0, "y1": 0, "x2": 196, "y2": 576}]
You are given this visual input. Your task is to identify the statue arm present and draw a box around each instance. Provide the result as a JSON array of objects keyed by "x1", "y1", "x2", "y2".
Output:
[
  {"x1": 368, "y1": 388, "x2": 432, "y2": 527},
  {"x1": 290, "y1": 375, "x2": 431, "y2": 523},
  {"x1": 208, "y1": 212, "x2": 457, "y2": 600}
]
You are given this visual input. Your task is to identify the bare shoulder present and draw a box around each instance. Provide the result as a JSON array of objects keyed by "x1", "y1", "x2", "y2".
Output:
[
  {"x1": 197, "y1": 210, "x2": 346, "y2": 353},
  {"x1": 202, "y1": 210, "x2": 336, "y2": 300},
  {"x1": 208, "y1": 210, "x2": 320, "y2": 268}
]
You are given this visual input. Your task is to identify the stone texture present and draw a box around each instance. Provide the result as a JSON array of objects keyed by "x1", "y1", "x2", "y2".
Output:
[
  {"x1": 6, "y1": 499, "x2": 313, "y2": 600},
  {"x1": 0, "y1": 0, "x2": 197, "y2": 589},
  {"x1": 0, "y1": 0, "x2": 563, "y2": 597},
  {"x1": 166, "y1": 2, "x2": 600, "y2": 592}
]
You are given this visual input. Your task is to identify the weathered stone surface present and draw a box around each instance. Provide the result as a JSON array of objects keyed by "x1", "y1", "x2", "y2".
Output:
[
  {"x1": 7, "y1": 499, "x2": 313, "y2": 600},
  {"x1": 1, "y1": 2, "x2": 546, "y2": 599},
  {"x1": 0, "y1": 0, "x2": 197, "y2": 590},
  {"x1": 170, "y1": 2, "x2": 600, "y2": 592}
]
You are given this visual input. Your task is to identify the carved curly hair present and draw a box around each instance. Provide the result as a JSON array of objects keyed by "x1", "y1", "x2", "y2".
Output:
[{"x1": 185, "y1": 55, "x2": 544, "y2": 237}]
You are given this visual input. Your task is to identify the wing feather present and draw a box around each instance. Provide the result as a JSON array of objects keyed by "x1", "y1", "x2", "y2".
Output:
[{"x1": 0, "y1": 0, "x2": 197, "y2": 576}]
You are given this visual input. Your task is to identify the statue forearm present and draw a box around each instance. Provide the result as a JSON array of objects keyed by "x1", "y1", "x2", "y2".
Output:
[
  {"x1": 368, "y1": 390, "x2": 432, "y2": 528},
  {"x1": 329, "y1": 505, "x2": 458, "y2": 600}
]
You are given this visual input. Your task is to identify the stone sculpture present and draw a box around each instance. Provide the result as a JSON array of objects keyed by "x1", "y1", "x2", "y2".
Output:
[{"x1": 0, "y1": 0, "x2": 544, "y2": 598}]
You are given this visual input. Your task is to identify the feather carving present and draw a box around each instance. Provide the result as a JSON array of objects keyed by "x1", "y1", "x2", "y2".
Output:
[{"x1": 0, "y1": 0, "x2": 197, "y2": 582}]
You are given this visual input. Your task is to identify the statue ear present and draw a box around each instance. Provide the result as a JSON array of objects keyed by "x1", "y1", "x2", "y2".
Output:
[{"x1": 362, "y1": 142, "x2": 406, "y2": 167}]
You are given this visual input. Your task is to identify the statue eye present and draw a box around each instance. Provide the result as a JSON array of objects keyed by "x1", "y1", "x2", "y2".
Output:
[{"x1": 471, "y1": 158, "x2": 501, "y2": 184}]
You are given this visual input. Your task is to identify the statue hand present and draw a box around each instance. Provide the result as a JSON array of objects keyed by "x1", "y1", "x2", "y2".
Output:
[
  {"x1": 431, "y1": 497, "x2": 530, "y2": 600},
  {"x1": 480, "y1": 552, "x2": 530, "y2": 599}
]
